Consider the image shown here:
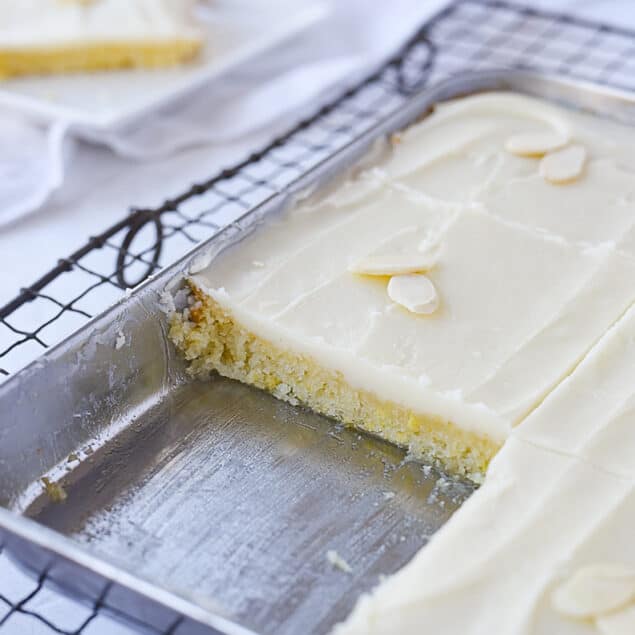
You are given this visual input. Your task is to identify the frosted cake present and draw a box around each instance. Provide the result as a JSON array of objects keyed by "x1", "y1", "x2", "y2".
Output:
[
  {"x1": 0, "y1": 0, "x2": 202, "y2": 79},
  {"x1": 170, "y1": 92, "x2": 635, "y2": 482},
  {"x1": 336, "y1": 303, "x2": 635, "y2": 635}
]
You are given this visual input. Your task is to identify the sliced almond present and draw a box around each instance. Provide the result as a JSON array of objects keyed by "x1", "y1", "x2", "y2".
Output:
[
  {"x1": 387, "y1": 274, "x2": 438, "y2": 315},
  {"x1": 505, "y1": 131, "x2": 569, "y2": 157},
  {"x1": 540, "y1": 144, "x2": 587, "y2": 184},
  {"x1": 551, "y1": 564, "x2": 635, "y2": 619},
  {"x1": 349, "y1": 251, "x2": 437, "y2": 276}
]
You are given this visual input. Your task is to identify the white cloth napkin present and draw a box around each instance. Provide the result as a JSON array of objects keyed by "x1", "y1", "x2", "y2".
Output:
[
  {"x1": 0, "y1": 0, "x2": 440, "y2": 229},
  {"x1": 82, "y1": 55, "x2": 363, "y2": 159},
  {"x1": 0, "y1": 117, "x2": 74, "y2": 227}
]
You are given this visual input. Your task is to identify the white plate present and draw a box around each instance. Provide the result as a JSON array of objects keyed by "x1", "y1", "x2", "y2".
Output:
[{"x1": 0, "y1": 0, "x2": 328, "y2": 129}]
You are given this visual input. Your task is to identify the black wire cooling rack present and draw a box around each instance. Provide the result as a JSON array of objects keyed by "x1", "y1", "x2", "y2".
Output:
[{"x1": 3, "y1": 0, "x2": 635, "y2": 633}]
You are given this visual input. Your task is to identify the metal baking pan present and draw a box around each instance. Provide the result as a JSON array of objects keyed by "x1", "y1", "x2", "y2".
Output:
[{"x1": 2, "y1": 70, "x2": 635, "y2": 635}]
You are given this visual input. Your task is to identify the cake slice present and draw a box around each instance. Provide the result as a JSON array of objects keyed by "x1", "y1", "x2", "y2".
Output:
[
  {"x1": 169, "y1": 92, "x2": 635, "y2": 482},
  {"x1": 386, "y1": 93, "x2": 635, "y2": 250},
  {"x1": 0, "y1": 0, "x2": 202, "y2": 79}
]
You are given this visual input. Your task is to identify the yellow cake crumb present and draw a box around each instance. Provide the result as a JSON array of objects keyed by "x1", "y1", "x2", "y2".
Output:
[{"x1": 41, "y1": 477, "x2": 67, "y2": 503}]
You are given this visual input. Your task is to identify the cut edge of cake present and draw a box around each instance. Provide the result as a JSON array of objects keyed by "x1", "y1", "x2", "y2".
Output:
[
  {"x1": 0, "y1": 38, "x2": 202, "y2": 79},
  {"x1": 168, "y1": 282, "x2": 501, "y2": 482}
]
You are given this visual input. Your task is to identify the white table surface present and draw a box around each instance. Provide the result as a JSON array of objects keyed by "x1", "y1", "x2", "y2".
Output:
[{"x1": 2, "y1": 1, "x2": 635, "y2": 634}]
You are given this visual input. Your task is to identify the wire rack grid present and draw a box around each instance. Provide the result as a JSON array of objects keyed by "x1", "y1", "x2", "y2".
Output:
[{"x1": 2, "y1": 0, "x2": 635, "y2": 633}]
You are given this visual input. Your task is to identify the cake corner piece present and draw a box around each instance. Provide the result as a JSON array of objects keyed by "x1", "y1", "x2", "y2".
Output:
[
  {"x1": 0, "y1": 0, "x2": 203, "y2": 79},
  {"x1": 169, "y1": 279, "x2": 502, "y2": 483}
]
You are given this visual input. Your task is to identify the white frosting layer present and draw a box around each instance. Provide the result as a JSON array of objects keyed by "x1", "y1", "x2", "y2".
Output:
[
  {"x1": 515, "y1": 303, "x2": 635, "y2": 480},
  {"x1": 0, "y1": 0, "x2": 201, "y2": 48},
  {"x1": 335, "y1": 303, "x2": 635, "y2": 634},
  {"x1": 194, "y1": 92, "x2": 635, "y2": 446}
]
